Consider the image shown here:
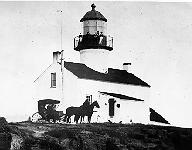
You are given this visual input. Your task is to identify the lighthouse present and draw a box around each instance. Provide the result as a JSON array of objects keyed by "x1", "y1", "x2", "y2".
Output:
[
  {"x1": 74, "y1": 4, "x2": 113, "y2": 73},
  {"x1": 34, "y1": 4, "x2": 152, "y2": 124}
]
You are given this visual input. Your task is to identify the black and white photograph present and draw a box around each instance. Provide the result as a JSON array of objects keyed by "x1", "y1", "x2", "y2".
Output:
[{"x1": 1, "y1": 1, "x2": 192, "y2": 149}]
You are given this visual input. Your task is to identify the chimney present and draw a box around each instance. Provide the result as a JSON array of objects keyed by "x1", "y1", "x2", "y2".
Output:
[
  {"x1": 53, "y1": 51, "x2": 61, "y2": 63},
  {"x1": 123, "y1": 63, "x2": 131, "y2": 72}
]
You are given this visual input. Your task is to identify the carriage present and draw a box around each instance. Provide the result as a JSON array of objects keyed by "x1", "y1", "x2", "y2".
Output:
[{"x1": 31, "y1": 99, "x2": 65, "y2": 123}]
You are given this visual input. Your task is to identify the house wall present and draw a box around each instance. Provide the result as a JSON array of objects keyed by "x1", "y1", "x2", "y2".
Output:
[
  {"x1": 34, "y1": 62, "x2": 150, "y2": 124},
  {"x1": 61, "y1": 66, "x2": 83, "y2": 109},
  {"x1": 93, "y1": 96, "x2": 149, "y2": 124},
  {"x1": 34, "y1": 63, "x2": 62, "y2": 101},
  {"x1": 34, "y1": 62, "x2": 82, "y2": 113},
  {"x1": 76, "y1": 79, "x2": 150, "y2": 124}
]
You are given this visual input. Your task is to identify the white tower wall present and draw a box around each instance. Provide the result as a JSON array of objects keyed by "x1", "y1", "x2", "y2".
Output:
[
  {"x1": 80, "y1": 49, "x2": 109, "y2": 73},
  {"x1": 80, "y1": 19, "x2": 109, "y2": 72}
]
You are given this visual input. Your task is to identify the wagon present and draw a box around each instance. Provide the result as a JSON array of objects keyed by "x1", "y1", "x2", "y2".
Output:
[{"x1": 31, "y1": 99, "x2": 65, "y2": 123}]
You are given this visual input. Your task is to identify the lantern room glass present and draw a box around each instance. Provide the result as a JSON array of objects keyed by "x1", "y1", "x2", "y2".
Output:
[{"x1": 83, "y1": 20, "x2": 107, "y2": 35}]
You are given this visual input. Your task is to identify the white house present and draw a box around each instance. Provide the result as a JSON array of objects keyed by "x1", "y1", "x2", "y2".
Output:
[{"x1": 34, "y1": 4, "x2": 151, "y2": 124}]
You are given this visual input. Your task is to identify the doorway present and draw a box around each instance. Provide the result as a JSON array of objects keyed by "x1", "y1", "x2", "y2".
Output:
[{"x1": 108, "y1": 98, "x2": 116, "y2": 117}]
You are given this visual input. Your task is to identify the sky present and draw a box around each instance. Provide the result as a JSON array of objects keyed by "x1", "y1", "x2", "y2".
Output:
[{"x1": 1, "y1": 1, "x2": 192, "y2": 127}]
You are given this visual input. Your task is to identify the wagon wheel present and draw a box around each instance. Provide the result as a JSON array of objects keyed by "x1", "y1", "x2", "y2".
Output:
[{"x1": 31, "y1": 112, "x2": 42, "y2": 122}]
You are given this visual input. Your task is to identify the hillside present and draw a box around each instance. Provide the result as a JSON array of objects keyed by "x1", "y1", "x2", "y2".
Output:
[{"x1": 3, "y1": 121, "x2": 192, "y2": 150}]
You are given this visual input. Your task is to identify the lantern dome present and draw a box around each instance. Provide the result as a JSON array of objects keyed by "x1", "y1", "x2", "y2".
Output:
[{"x1": 80, "y1": 4, "x2": 107, "y2": 22}]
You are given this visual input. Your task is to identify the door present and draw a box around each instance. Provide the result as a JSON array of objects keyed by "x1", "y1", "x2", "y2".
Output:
[{"x1": 108, "y1": 98, "x2": 116, "y2": 117}]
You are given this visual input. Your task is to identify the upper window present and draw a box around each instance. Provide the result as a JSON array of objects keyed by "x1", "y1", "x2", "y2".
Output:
[{"x1": 51, "y1": 73, "x2": 56, "y2": 88}]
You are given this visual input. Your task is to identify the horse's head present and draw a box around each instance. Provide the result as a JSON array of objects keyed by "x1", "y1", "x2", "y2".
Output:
[{"x1": 92, "y1": 101, "x2": 100, "y2": 108}]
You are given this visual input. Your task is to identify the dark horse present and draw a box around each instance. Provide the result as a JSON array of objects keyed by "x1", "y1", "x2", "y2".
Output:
[
  {"x1": 64, "y1": 106, "x2": 79, "y2": 123},
  {"x1": 64, "y1": 101, "x2": 100, "y2": 123},
  {"x1": 75, "y1": 101, "x2": 100, "y2": 123}
]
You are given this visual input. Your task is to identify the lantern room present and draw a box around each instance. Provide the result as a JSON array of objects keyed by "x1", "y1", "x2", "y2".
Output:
[
  {"x1": 80, "y1": 3, "x2": 107, "y2": 35},
  {"x1": 74, "y1": 4, "x2": 113, "y2": 51}
]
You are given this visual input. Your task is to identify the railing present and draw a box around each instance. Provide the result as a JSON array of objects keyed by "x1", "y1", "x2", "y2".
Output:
[{"x1": 74, "y1": 34, "x2": 113, "y2": 51}]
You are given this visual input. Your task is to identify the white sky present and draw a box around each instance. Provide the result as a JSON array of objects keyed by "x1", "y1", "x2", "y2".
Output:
[{"x1": 1, "y1": 1, "x2": 192, "y2": 127}]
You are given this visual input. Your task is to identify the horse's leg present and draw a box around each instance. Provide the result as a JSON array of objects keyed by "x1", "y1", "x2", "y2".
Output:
[
  {"x1": 88, "y1": 115, "x2": 92, "y2": 123},
  {"x1": 74, "y1": 115, "x2": 77, "y2": 123},
  {"x1": 75, "y1": 115, "x2": 80, "y2": 124},
  {"x1": 82, "y1": 116, "x2": 84, "y2": 123},
  {"x1": 80, "y1": 114, "x2": 84, "y2": 123},
  {"x1": 67, "y1": 116, "x2": 70, "y2": 123},
  {"x1": 69, "y1": 116, "x2": 71, "y2": 123},
  {"x1": 67, "y1": 114, "x2": 72, "y2": 123},
  {"x1": 77, "y1": 115, "x2": 80, "y2": 124},
  {"x1": 66, "y1": 115, "x2": 69, "y2": 123},
  {"x1": 80, "y1": 115, "x2": 85, "y2": 123}
]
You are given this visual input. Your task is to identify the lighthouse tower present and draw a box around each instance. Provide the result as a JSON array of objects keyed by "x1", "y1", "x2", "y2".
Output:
[{"x1": 74, "y1": 4, "x2": 113, "y2": 73}]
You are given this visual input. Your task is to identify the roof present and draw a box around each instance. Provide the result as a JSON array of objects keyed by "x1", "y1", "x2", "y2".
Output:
[
  {"x1": 99, "y1": 92, "x2": 144, "y2": 101},
  {"x1": 38, "y1": 99, "x2": 60, "y2": 105},
  {"x1": 64, "y1": 61, "x2": 150, "y2": 87},
  {"x1": 150, "y1": 108, "x2": 170, "y2": 124},
  {"x1": 80, "y1": 4, "x2": 107, "y2": 22}
]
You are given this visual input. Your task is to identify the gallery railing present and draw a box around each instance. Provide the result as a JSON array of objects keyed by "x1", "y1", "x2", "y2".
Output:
[{"x1": 74, "y1": 34, "x2": 113, "y2": 51}]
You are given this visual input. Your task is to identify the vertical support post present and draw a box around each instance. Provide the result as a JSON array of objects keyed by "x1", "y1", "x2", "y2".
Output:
[
  {"x1": 60, "y1": 10, "x2": 63, "y2": 51},
  {"x1": 57, "y1": 9, "x2": 63, "y2": 51},
  {"x1": 60, "y1": 50, "x2": 64, "y2": 102}
]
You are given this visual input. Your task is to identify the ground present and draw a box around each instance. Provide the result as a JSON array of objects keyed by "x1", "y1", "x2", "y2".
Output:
[{"x1": 5, "y1": 121, "x2": 192, "y2": 150}]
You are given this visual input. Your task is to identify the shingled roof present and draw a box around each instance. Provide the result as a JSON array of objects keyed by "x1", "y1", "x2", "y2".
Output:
[{"x1": 64, "y1": 61, "x2": 150, "y2": 87}]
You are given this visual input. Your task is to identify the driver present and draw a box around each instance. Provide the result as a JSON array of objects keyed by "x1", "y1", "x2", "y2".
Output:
[
  {"x1": 47, "y1": 104, "x2": 57, "y2": 117},
  {"x1": 47, "y1": 104, "x2": 56, "y2": 112},
  {"x1": 83, "y1": 99, "x2": 90, "y2": 108}
]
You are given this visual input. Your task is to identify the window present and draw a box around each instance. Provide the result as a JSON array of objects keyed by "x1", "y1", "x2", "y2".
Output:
[
  {"x1": 117, "y1": 104, "x2": 120, "y2": 108},
  {"x1": 51, "y1": 73, "x2": 56, "y2": 88}
]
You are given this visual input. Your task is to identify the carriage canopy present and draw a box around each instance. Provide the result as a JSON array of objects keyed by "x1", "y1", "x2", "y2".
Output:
[{"x1": 38, "y1": 99, "x2": 60, "y2": 105}]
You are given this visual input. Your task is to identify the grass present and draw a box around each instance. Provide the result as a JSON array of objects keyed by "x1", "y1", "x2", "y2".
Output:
[{"x1": 7, "y1": 122, "x2": 192, "y2": 150}]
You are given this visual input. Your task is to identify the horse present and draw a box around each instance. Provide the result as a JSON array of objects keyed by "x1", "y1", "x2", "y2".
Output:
[
  {"x1": 76, "y1": 101, "x2": 100, "y2": 123},
  {"x1": 64, "y1": 102, "x2": 89, "y2": 123},
  {"x1": 64, "y1": 106, "x2": 79, "y2": 123}
]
